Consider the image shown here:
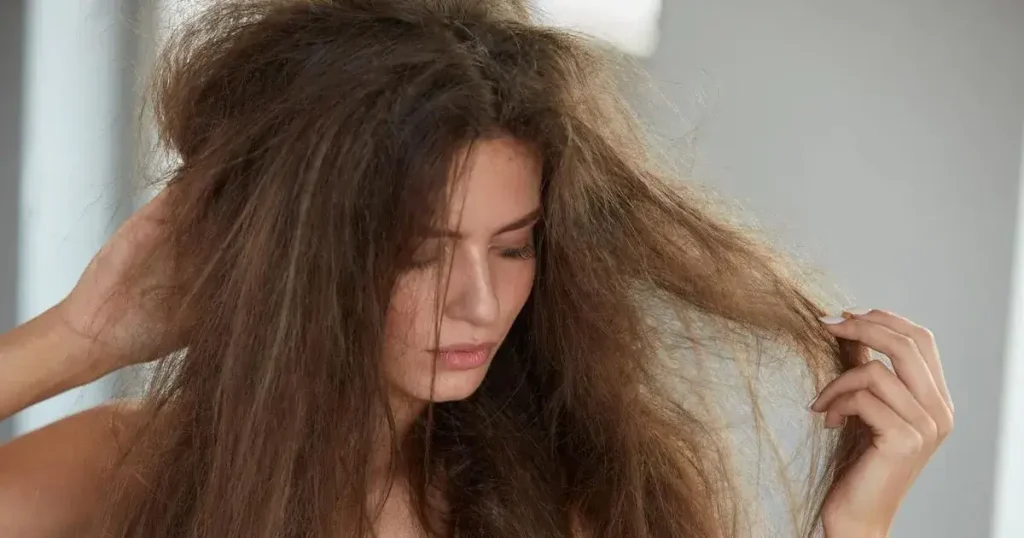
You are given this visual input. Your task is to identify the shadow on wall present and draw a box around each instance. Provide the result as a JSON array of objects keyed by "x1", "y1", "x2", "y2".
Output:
[{"x1": 0, "y1": 0, "x2": 25, "y2": 443}]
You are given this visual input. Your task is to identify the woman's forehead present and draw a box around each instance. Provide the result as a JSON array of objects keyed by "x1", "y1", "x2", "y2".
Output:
[{"x1": 441, "y1": 138, "x2": 543, "y2": 236}]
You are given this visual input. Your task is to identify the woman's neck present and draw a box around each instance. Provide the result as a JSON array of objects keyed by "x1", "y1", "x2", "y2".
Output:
[
  {"x1": 370, "y1": 390, "x2": 429, "y2": 483},
  {"x1": 368, "y1": 392, "x2": 449, "y2": 533}
]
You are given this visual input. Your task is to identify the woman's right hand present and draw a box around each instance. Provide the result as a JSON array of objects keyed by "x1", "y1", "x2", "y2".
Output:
[
  {"x1": 52, "y1": 188, "x2": 186, "y2": 374},
  {"x1": 0, "y1": 190, "x2": 184, "y2": 531}
]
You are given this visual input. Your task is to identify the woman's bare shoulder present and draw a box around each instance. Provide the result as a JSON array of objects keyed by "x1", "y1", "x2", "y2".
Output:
[{"x1": 0, "y1": 399, "x2": 148, "y2": 538}]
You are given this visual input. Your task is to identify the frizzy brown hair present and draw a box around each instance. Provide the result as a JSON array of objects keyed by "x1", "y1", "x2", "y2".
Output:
[{"x1": 102, "y1": 0, "x2": 865, "y2": 536}]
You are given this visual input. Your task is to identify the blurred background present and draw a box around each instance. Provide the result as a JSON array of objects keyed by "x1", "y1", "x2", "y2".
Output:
[{"x1": 0, "y1": 1, "x2": 1022, "y2": 536}]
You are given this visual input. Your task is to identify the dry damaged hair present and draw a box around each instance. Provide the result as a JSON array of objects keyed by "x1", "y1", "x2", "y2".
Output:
[{"x1": 101, "y1": 0, "x2": 867, "y2": 536}]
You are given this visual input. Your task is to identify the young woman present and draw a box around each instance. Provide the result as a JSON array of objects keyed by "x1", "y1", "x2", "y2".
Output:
[{"x1": 0, "y1": 0, "x2": 953, "y2": 536}]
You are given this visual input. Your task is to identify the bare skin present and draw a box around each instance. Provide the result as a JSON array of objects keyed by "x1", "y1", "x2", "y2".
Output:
[
  {"x1": 0, "y1": 138, "x2": 952, "y2": 537},
  {"x1": 0, "y1": 137, "x2": 542, "y2": 537}
]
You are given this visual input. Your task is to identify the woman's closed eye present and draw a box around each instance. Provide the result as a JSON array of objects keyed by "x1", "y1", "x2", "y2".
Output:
[
  {"x1": 497, "y1": 243, "x2": 535, "y2": 260},
  {"x1": 408, "y1": 239, "x2": 451, "y2": 269},
  {"x1": 407, "y1": 233, "x2": 536, "y2": 269}
]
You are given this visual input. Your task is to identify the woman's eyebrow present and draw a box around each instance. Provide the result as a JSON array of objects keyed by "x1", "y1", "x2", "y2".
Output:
[
  {"x1": 431, "y1": 207, "x2": 542, "y2": 238},
  {"x1": 494, "y1": 207, "x2": 542, "y2": 234}
]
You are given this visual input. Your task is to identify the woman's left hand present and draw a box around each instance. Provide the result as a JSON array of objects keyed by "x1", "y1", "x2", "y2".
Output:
[{"x1": 811, "y1": 308, "x2": 954, "y2": 538}]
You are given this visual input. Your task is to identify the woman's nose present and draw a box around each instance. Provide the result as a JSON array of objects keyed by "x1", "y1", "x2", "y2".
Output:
[{"x1": 444, "y1": 248, "x2": 499, "y2": 327}]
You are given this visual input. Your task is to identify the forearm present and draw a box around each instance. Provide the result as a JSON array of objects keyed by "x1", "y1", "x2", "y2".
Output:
[{"x1": 0, "y1": 305, "x2": 109, "y2": 421}]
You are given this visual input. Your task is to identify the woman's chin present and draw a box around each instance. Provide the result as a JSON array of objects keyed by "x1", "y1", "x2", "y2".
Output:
[
  {"x1": 401, "y1": 368, "x2": 489, "y2": 403},
  {"x1": 434, "y1": 369, "x2": 492, "y2": 402}
]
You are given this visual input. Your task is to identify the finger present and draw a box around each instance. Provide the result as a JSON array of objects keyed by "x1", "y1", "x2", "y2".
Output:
[
  {"x1": 811, "y1": 360, "x2": 938, "y2": 444},
  {"x1": 844, "y1": 308, "x2": 953, "y2": 413},
  {"x1": 819, "y1": 316, "x2": 943, "y2": 412},
  {"x1": 824, "y1": 390, "x2": 926, "y2": 458}
]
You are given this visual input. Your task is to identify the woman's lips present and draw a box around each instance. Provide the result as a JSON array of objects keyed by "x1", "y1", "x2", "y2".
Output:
[{"x1": 433, "y1": 343, "x2": 495, "y2": 370}]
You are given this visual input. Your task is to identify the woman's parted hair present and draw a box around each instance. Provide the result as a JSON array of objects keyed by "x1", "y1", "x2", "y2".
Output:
[{"x1": 106, "y1": 0, "x2": 865, "y2": 536}]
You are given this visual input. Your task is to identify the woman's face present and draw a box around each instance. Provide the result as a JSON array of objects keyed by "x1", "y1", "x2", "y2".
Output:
[{"x1": 383, "y1": 137, "x2": 542, "y2": 405}]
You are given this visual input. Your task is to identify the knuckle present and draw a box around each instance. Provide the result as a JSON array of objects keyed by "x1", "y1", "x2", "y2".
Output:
[
  {"x1": 850, "y1": 389, "x2": 872, "y2": 407},
  {"x1": 917, "y1": 416, "x2": 939, "y2": 443},
  {"x1": 913, "y1": 325, "x2": 936, "y2": 344},
  {"x1": 936, "y1": 409, "x2": 955, "y2": 439},
  {"x1": 894, "y1": 334, "x2": 918, "y2": 356},
  {"x1": 905, "y1": 427, "x2": 926, "y2": 453},
  {"x1": 893, "y1": 426, "x2": 926, "y2": 455},
  {"x1": 863, "y1": 359, "x2": 890, "y2": 380}
]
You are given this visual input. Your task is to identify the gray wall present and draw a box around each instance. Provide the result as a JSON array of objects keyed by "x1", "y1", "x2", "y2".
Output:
[
  {"x1": 0, "y1": 0, "x2": 24, "y2": 444},
  {"x1": 12, "y1": 0, "x2": 147, "y2": 436},
  {"x1": 642, "y1": 1, "x2": 1024, "y2": 537}
]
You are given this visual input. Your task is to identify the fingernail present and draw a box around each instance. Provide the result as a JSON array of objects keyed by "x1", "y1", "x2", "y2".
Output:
[
  {"x1": 844, "y1": 307, "x2": 873, "y2": 316},
  {"x1": 808, "y1": 395, "x2": 820, "y2": 410},
  {"x1": 818, "y1": 315, "x2": 845, "y2": 325}
]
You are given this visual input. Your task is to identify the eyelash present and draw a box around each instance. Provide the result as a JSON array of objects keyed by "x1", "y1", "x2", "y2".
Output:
[
  {"x1": 499, "y1": 244, "x2": 536, "y2": 260},
  {"x1": 409, "y1": 243, "x2": 535, "y2": 270}
]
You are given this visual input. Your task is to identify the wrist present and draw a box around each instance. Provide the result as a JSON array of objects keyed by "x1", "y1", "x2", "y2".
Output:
[
  {"x1": 0, "y1": 308, "x2": 100, "y2": 419},
  {"x1": 13, "y1": 306, "x2": 114, "y2": 384},
  {"x1": 41, "y1": 303, "x2": 123, "y2": 381}
]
